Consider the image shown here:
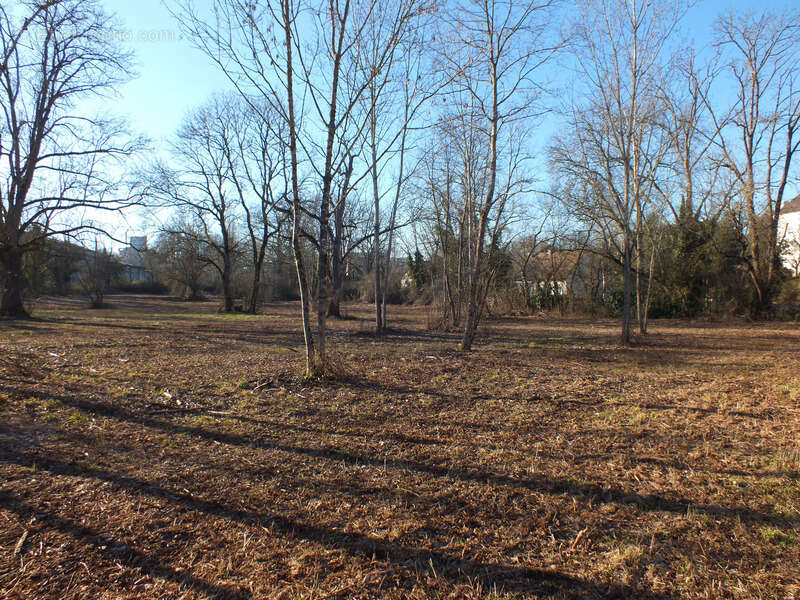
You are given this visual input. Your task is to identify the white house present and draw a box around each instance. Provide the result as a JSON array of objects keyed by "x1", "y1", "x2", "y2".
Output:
[
  {"x1": 118, "y1": 236, "x2": 152, "y2": 282},
  {"x1": 778, "y1": 196, "x2": 800, "y2": 276}
]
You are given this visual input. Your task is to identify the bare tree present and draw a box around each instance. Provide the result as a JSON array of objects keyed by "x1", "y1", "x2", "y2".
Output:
[
  {"x1": 657, "y1": 51, "x2": 724, "y2": 223},
  {"x1": 275, "y1": 0, "x2": 315, "y2": 373},
  {"x1": 299, "y1": 0, "x2": 426, "y2": 367},
  {"x1": 437, "y1": 0, "x2": 558, "y2": 351},
  {"x1": 225, "y1": 98, "x2": 288, "y2": 313},
  {"x1": 154, "y1": 227, "x2": 210, "y2": 300},
  {"x1": 643, "y1": 51, "x2": 730, "y2": 321},
  {"x1": 156, "y1": 96, "x2": 243, "y2": 312},
  {"x1": 551, "y1": 0, "x2": 686, "y2": 343},
  {"x1": 422, "y1": 136, "x2": 463, "y2": 327},
  {"x1": 710, "y1": 11, "x2": 800, "y2": 315},
  {"x1": 358, "y1": 8, "x2": 436, "y2": 332},
  {"x1": 170, "y1": 0, "x2": 424, "y2": 373},
  {"x1": 77, "y1": 239, "x2": 121, "y2": 309},
  {"x1": 0, "y1": 0, "x2": 143, "y2": 316},
  {"x1": 169, "y1": 0, "x2": 314, "y2": 370},
  {"x1": 510, "y1": 201, "x2": 554, "y2": 309}
]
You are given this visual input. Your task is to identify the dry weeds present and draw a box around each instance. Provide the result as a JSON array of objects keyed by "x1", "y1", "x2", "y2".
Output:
[{"x1": 1, "y1": 295, "x2": 798, "y2": 599}]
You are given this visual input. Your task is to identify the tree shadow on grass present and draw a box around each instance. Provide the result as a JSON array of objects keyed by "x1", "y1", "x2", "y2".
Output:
[
  {"x1": 0, "y1": 491, "x2": 250, "y2": 600},
  {"x1": 0, "y1": 447, "x2": 675, "y2": 600},
  {"x1": 12, "y1": 390, "x2": 798, "y2": 530},
  {"x1": 215, "y1": 412, "x2": 557, "y2": 456},
  {"x1": 0, "y1": 318, "x2": 57, "y2": 334},
  {"x1": 218, "y1": 412, "x2": 800, "y2": 481}
]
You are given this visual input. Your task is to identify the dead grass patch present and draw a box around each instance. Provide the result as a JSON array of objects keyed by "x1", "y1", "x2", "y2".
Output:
[{"x1": 1, "y1": 296, "x2": 799, "y2": 599}]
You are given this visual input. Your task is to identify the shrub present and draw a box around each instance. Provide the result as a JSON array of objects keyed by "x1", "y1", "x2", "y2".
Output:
[{"x1": 113, "y1": 280, "x2": 170, "y2": 295}]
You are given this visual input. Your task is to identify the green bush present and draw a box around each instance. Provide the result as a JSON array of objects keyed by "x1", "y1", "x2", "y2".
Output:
[
  {"x1": 603, "y1": 288, "x2": 624, "y2": 317},
  {"x1": 113, "y1": 280, "x2": 170, "y2": 295}
]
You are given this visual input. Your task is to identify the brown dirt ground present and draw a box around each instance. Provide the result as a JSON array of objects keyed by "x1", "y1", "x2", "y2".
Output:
[{"x1": 1, "y1": 295, "x2": 798, "y2": 599}]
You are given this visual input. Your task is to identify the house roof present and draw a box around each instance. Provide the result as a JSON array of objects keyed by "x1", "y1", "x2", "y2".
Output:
[
  {"x1": 783, "y1": 195, "x2": 800, "y2": 214},
  {"x1": 525, "y1": 250, "x2": 583, "y2": 280}
]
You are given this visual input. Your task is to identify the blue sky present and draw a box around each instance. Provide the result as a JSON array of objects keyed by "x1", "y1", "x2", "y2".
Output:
[
  {"x1": 106, "y1": 0, "x2": 233, "y2": 143},
  {"x1": 93, "y1": 0, "x2": 800, "y2": 243},
  {"x1": 109, "y1": 0, "x2": 797, "y2": 147}
]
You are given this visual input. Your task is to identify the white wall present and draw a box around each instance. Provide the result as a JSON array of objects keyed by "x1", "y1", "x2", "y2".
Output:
[{"x1": 778, "y1": 211, "x2": 800, "y2": 275}]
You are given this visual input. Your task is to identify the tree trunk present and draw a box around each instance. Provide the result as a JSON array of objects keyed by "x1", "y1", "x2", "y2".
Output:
[
  {"x1": 443, "y1": 259, "x2": 456, "y2": 327},
  {"x1": 328, "y1": 254, "x2": 343, "y2": 318},
  {"x1": 328, "y1": 156, "x2": 352, "y2": 320},
  {"x1": 438, "y1": 206, "x2": 457, "y2": 328},
  {"x1": 460, "y1": 214, "x2": 489, "y2": 352},
  {"x1": 248, "y1": 267, "x2": 262, "y2": 314},
  {"x1": 189, "y1": 283, "x2": 203, "y2": 301},
  {"x1": 621, "y1": 230, "x2": 632, "y2": 345},
  {"x1": 281, "y1": 0, "x2": 314, "y2": 377},
  {"x1": 460, "y1": 299, "x2": 478, "y2": 352},
  {"x1": 292, "y1": 223, "x2": 315, "y2": 372},
  {"x1": 316, "y1": 195, "x2": 330, "y2": 366},
  {"x1": 249, "y1": 231, "x2": 270, "y2": 314},
  {"x1": 750, "y1": 275, "x2": 771, "y2": 318},
  {"x1": 374, "y1": 244, "x2": 382, "y2": 331},
  {"x1": 641, "y1": 238, "x2": 656, "y2": 333},
  {"x1": 0, "y1": 246, "x2": 27, "y2": 318},
  {"x1": 222, "y1": 254, "x2": 234, "y2": 312},
  {"x1": 370, "y1": 99, "x2": 383, "y2": 333},
  {"x1": 380, "y1": 245, "x2": 390, "y2": 331},
  {"x1": 455, "y1": 212, "x2": 464, "y2": 328},
  {"x1": 380, "y1": 195, "x2": 400, "y2": 330},
  {"x1": 635, "y1": 231, "x2": 642, "y2": 331},
  {"x1": 460, "y1": 88, "x2": 498, "y2": 351},
  {"x1": 282, "y1": 0, "x2": 315, "y2": 376}
]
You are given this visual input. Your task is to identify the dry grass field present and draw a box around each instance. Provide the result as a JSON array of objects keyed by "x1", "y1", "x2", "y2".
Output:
[{"x1": 1, "y1": 295, "x2": 799, "y2": 599}]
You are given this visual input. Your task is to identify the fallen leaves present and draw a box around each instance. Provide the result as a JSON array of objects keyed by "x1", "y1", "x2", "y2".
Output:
[{"x1": 1, "y1": 298, "x2": 799, "y2": 599}]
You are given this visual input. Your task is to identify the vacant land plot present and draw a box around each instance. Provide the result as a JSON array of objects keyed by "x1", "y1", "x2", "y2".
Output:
[{"x1": 1, "y1": 296, "x2": 798, "y2": 599}]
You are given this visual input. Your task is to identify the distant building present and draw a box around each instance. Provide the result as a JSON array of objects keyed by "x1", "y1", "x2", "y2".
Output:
[
  {"x1": 779, "y1": 196, "x2": 800, "y2": 276},
  {"x1": 129, "y1": 236, "x2": 147, "y2": 251},
  {"x1": 118, "y1": 236, "x2": 153, "y2": 282},
  {"x1": 516, "y1": 249, "x2": 596, "y2": 299}
]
